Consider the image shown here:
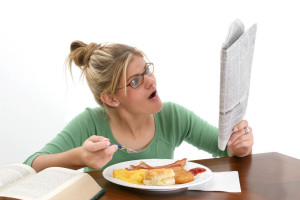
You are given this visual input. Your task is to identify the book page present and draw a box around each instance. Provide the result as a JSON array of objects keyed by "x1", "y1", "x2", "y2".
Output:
[
  {"x1": 45, "y1": 172, "x2": 102, "y2": 200},
  {"x1": 0, "y1": 164, "x2": 36, "y2": 192},
  {"x1": 0, "y1": 167, "x2": 80, "y2": 200},
  {"x1": 218, "y1": 19, "x2": 257, "y2": 150}
]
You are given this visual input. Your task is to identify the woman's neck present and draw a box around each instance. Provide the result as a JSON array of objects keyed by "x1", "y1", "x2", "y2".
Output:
[
  {"x1": 108, "y1": 109, "x2": 154, "y2": 138},
  {"x1": 108, "y1": 108, "x2": 156, "y2": 151}
]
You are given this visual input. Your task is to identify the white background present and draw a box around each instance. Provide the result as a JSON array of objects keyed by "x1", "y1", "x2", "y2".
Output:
[{"x1": 1, "y1": 0, "x2": 299, "y2": 166}]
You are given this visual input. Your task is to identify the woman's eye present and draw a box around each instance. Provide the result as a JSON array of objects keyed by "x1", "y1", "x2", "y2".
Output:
[{"x1": 130, "y1": 77, "x2": 140, "y2": 87}]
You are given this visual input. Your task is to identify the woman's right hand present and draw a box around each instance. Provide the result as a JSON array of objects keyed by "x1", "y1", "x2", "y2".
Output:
[{"x1": 80, "y1": 135, "x2": 118, "y2": 169}]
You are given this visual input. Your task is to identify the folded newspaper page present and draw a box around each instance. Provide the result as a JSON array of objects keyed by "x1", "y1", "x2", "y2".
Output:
[{"x1": 218, "y1": 19, "x2": 257, "y2": 151}]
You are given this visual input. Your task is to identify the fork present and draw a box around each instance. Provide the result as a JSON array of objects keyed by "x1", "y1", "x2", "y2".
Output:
[{"x1": 111, "y1": 144, "x2": 139, "y2": 153}]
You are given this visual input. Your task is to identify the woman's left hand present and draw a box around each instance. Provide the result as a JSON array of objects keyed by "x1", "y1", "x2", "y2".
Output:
[{"x1": 227, "y1": 120, "x2": 254, "y2": 157}]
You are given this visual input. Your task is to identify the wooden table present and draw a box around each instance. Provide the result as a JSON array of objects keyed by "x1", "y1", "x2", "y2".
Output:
[{"x1": 88, "y1": 152, "x2": 300, "y2": 200}]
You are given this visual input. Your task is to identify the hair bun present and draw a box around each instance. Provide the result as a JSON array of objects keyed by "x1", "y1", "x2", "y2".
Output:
[{"x1": 69, "y1": 40, "x2": 100, "y2": 67}]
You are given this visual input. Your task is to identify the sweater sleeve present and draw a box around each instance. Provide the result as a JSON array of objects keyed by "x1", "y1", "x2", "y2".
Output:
[
  {"x1": 163, "y1": 102, "x2": 228, "y2": 157},
  {"x1": 185, "y1": 112, "x2": 228, "y2": 157},
  {"x1": 23, "y1": 108, "x2": 97, "y2": 167}
]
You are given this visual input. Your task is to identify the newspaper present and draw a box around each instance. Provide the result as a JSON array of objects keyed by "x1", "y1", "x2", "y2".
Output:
[{"x1": 218, "y1": 19, "x2": 257, "y2": 151}]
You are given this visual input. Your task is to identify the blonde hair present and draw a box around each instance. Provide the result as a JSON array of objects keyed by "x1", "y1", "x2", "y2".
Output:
[{"x1": 66, "y1": 40, "x2": 146, "y2": 112}]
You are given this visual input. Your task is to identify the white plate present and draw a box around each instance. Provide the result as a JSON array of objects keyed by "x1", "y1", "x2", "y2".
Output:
[{"x1": 103, "y1": 159, "x2": 212, "y2": 191}]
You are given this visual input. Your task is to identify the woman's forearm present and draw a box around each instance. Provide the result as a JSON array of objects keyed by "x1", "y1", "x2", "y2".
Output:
[{"x1": 31, "y1": 147, "x2": 84, "y2": 172}]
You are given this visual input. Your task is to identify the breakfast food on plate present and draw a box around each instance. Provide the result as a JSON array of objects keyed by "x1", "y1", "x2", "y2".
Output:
[
  {"x1": 143, "y1": 168, "x2": 175, "y2": 186},
  {"x1": 189, "y1": 167, "x2": 206, "y2": 176},
  {"x1": 126, "y1": 158, "x2": 187, "y2": 170},
  {"x1": 113, "y1": 169, "x2": 148, "y2": 185},
  {"x1": 172, "y1": 167, "x2": 194, "y2": 184},
  {"x1": 126, "y1": 158, "x2": 194, "y2": 184},
  {"x1": 113, "y1": 158, "x2": 206, "y2": 186}
]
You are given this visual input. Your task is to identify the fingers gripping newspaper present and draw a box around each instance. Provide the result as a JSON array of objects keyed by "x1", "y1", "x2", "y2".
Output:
[{"x1": 218, "y1": 19, "x2": 257, "y2": 151}]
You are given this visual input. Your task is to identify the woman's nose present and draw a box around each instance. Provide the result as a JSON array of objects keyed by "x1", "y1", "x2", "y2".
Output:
[{"x1": 143, "y1": 74, "x2": 155, "y2": 89}]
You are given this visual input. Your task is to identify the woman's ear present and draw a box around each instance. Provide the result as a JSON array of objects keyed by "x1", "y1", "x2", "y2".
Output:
[{"x1": 100, "y1": 93, "x2": 119, "y2": 107}]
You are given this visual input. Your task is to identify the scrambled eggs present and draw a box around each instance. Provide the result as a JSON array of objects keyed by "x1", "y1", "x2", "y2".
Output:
[{"x1": 113, "y1": 169, "x2": 148, "y2": 185}]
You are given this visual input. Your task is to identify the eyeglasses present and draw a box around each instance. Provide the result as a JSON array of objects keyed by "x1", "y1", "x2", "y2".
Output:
[{"x1": 117, "y1": 63, "x2": 154, "y2": 90}]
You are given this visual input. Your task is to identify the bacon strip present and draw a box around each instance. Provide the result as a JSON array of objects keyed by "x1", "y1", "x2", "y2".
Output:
[{"x1": 126, "y1": 158, "x2": 187, "y2": 171}]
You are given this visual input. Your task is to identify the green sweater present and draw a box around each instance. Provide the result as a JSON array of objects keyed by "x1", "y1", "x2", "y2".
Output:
[{"x1": 24, "y1": 102, "x2": 228, "y2": 172}]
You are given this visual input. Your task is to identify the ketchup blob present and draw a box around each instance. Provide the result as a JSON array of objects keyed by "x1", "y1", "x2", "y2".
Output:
[{"x1": 189, "y1": 167, "x2": 206, "y2": 176}]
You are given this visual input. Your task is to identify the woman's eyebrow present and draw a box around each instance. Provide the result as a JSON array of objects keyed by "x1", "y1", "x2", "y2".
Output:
[
  {"x1": 127, "y1": 64, "x2": 147, "y2": 81},
  {"x1": 127, "y1": 73, "x2": 140, "y2": 81}
]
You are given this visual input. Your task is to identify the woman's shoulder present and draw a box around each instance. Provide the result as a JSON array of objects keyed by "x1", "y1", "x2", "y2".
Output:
[
  {"x1": 158, "y1": 102, "x2": 200, "y2": 123},
  {"x1": 84, "y1": 106, "x2": 108, "y2": 120},
  {"x1": 70, "y1": 106, "x2": 107, "y2": 123},
  {"x1": 161, "y1": 101, "x2": 189, "y2": 113},
  {"x1": 156, "y1": 102, "x2": 192, "y2": 121},
  {"x1": 85, "y1": 106, "x2": 105, "y2": 114}
]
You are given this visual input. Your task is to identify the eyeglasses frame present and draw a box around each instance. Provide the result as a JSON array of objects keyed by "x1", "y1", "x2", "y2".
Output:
[{"x1": 116, "y1": 62, "x2": 154, "y2": 90}]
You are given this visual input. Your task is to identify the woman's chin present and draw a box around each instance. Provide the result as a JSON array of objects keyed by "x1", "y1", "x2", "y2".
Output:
[{"x1": 152, "y1": 97, "x2": 163, "y2": 113}]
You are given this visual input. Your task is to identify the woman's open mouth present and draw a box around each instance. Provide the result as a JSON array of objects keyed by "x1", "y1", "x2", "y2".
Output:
[{"x1": 148, "y1": 90, "x2": 157, "y2": 100}]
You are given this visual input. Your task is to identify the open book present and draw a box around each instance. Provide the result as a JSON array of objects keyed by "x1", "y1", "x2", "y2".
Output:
[
  {"x1": 0, "y1": 164, "x2": 105, "y2": 200},
  {"x1": 218, "y1": 19, "x2": 257, "y2": 151}
]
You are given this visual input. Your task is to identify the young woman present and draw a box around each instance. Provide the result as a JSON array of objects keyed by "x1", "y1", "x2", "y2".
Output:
[{"x1": 24, "y1": 41, "x2": 253, "y2": 172}]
